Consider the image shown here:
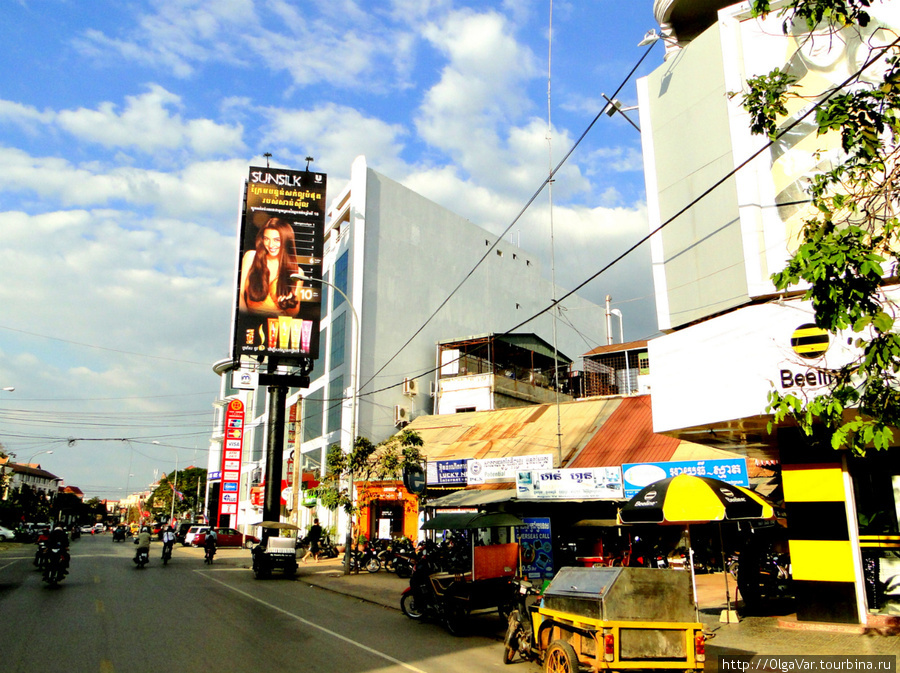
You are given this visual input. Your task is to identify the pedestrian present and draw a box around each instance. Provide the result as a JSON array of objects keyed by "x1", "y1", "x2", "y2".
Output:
[{"x1": 302, "y1": 518, "x2": 322, "y2": 564}]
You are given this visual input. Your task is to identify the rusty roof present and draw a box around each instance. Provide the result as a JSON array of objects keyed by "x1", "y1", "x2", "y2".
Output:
[
  {"x1": 567, "y1": 395, "x2": 679, "y2": 468},
  {"x1": 406, "y1": 397, "x2": 624, "y2": 465}
]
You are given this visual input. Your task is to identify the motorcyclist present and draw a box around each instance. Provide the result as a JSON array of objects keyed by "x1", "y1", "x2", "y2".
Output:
[
  {"x1": 47, "y1": 524, "x2": 70, "y2": 575},
  {"x1": 203, "y1": 527, "x2": 217, "y2": 563},
  {"x1": 134, "y1": 526, "x2": 151, "y2": 564},
  {"x1": 161, "y1": 525, "x2": 175, "y2": 560}
]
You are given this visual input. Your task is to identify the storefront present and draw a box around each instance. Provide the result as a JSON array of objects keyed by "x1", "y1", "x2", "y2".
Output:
[{"x1": 356, "y1": 480, "x2": 418, "y2": 542}]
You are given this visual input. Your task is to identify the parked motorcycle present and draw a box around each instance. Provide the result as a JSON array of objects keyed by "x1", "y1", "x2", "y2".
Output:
[
  {"x1": 42, "y1": 546, "x2": 68, "y2": 586},
  {"x1": 400, "y1": 551, "x2": 467, "y2": 635},
  {"x1": 361, "y1": 542, "x2": 382, "y2": 573},
  {"x1": 318, "y1": 536, "x2": 339, "y2": 559},
  {"x1": 502, "y1": 577, "x2": 542, "y2": 664},
  {"x1": 386, "y1": 539, "x2": 417, "y2": 578}
]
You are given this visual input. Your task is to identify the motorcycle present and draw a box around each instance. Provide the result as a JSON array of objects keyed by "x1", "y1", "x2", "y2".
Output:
[
  {"x1": 360, "y1": 542, "x2": 382, "y2": 574},
  {"x1": 161, "y1": 542, "x2": 173, "y2": 565},
  {"x1": 385, "y1": 539, "x2": 416, "y2": 578},
  {"x1": 34, "y1": 539, "x2": 48, "y2": 570},
  {"x1": 42, "y1": 546, "x2": 68, "y2": 586},
  {"x1": 134, "y1": 548, "x2": 150, "y2": 568},
  {"x1": 318, "y1": 536, "x2": 339, "y2": 559},
  {"x1": 502, "y1": 578, "x2": 542, "y2": 664},
  {"x1": 204, "y1": 544, "x2": 216, "y2": 564},
  {"x1": 399, "y1": 551, "x2": 467, "y2": 636}
]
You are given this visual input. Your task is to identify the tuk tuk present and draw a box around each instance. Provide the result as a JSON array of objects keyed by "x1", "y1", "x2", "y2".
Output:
[
  {"x1": 525, "y1": 566, "x2": 706, "y2": 672},
  {"x1": 250, "y1": 521, "x2": 300, "y2": 579},
  {"x1": 401, "y1": 511, "x2": 522, "y2": 634}
]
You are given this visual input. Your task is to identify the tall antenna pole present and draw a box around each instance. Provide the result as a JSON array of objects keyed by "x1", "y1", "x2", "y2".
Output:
[{"x1": 546, "y1": 0, "x2": 563, "y2": 466}]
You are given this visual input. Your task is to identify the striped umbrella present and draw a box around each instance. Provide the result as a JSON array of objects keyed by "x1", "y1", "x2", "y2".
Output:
[
  {"x1": 618, "y1": 474, "x2": 775, "y2": 525},
  {"x1": 618, "y1": 474, "x2": 776, "y2": 623}
]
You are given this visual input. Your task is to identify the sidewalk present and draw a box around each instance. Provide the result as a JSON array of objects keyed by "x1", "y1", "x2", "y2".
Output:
[{"x1": 209, "y1": 549, "x2": 900, "y2": 660}]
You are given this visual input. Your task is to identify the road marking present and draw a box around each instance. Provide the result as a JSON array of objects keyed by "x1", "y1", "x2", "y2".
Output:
[
  {"x1": 100, "y1": 659, "x2": 114, "y2": 673},
  {"x1": 197, "y1": 572, "x2": 429, "y2": 673},
  {"x1": 96, "y1": 599, "x2": 105, "y2": 614}
]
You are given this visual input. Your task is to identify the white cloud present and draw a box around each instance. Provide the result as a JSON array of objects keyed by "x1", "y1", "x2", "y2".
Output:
[{"x1": 55, "y1": 85, "x2": 244, "y2": 156}]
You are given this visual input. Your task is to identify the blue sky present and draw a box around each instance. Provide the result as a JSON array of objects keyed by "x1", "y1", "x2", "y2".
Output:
[{"x1": 0, "y1": 0, "x2": 662, "y2": 499}]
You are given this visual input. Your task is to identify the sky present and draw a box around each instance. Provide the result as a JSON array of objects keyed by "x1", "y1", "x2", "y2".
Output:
[{"x1": 0, "y1": 0, "x2": 663, "y2": 500}]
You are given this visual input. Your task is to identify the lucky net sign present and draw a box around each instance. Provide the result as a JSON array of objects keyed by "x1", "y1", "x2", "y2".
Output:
[{"x1": 218, "y1": 400, "x2": 245, "y2": 523}]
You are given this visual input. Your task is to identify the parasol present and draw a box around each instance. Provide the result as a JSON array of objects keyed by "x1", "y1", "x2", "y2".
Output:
[{"x1": 618, "y1": 474, "x2": 777, "y2": 622}]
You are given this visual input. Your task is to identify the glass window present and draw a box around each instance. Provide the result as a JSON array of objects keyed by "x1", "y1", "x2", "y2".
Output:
[
  {"x1": 327, "y1": 374, "x2": 344, "y2": 435},
  {"x1": 333, "y1": 251, "x2": 348, "y2": 310},
  {"x1": 302, "y1": 389, "x2": 324, "y2": 442},
  {"x1": 310, "y1": 326, "x2": 327, "y2": 382},
  {"x1": 330, "y1": 312, "x2": 346, "y2": 369},
  {"x1": 322, "y1": 270, "x2": 331, "y2": 315}
]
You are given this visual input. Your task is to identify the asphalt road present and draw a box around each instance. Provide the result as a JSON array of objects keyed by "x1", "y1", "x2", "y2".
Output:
[{"x1": 0, "y1": 535, "x2": 524, "y2": 673}]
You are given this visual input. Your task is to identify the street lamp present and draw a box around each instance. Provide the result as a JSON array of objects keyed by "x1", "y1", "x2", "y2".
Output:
[
  {"x1": 290, "y1": 270, "x2": 360, "y2": 575},
  {"x1": 28, "y1": 450, "x2": 53, "y2": 465}
]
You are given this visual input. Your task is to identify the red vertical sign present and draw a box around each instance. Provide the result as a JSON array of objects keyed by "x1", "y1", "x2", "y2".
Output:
[{"x1": 218, "y1": 399, "x2": 245, "y2": 527}]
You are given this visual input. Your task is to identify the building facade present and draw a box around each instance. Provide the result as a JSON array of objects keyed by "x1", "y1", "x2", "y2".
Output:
[
  {"x1": 207, "y1": 156, "x2": 608, "y2": 541},
  {"x1": 638, "y1": 0, "x2": 900, "y2": 623}
]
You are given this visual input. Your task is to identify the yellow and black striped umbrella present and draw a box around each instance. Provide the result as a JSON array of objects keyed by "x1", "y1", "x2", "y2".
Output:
[{"x1": 618, "y1": 474, "x2": 776, "y2": 525}]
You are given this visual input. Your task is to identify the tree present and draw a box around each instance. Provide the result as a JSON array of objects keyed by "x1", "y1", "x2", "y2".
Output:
[
  {"x1": 147, "y1": 467, "x2": 207, "y2": 521},
  {"x1": 315, "y1": 429, "x2": 424, "y2": 537},
  {"x1": 741, "y1": 0, "x2": 900, "y2": 455}
]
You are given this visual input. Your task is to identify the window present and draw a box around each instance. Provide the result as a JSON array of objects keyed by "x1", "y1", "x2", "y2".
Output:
[
  {"x1": 310, "y1": 326, "x2": 327, "y2": 382},
  {"x1": 322, "y1": 270, "x2": 331, "y2": 315},
  {"x1": 326, "y1": 375, "x2": 344, "y2": 434},
  {"x1": 302, "y1": 389, "x2": 324, "y2": 442},
  {"x1": 455, "y1": 407, "x2": 476, "y2": 413},
  {"x1": 333, "y1": 251, "x2": 348, "y2": 311},
  {"x1": 330, "y1": 312, "x2": 346, "y2": 369}
]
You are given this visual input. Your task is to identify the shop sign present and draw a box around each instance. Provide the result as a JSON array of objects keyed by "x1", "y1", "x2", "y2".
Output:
[
  {"x1": 621, "y1": 458, "x2": 748, "y2": 498},
  {"x1": 218, "y1": 400, "x2": 244, "y2": 521},
  {"x1": 520, "y1": 517, "x2": 554, "y2": 580},
  {"x1": 467, "y1": 454, "x2": 553, "y2": 484},
  {"x1": 516, "y1": 466, "x2": 623, "y2": 500},
  {"x1": 426, "y1": 459, "x2": 468, "y2": 485}
]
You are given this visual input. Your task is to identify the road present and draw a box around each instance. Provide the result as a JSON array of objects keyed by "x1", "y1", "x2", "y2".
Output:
[{"x1": 0, "y1": 535, "x2": 524, "y2": 673}]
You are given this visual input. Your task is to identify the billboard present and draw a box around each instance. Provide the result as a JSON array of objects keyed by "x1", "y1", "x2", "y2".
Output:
[{"x1": 231, "y1": 166, "x2": 326, "y2": 362}]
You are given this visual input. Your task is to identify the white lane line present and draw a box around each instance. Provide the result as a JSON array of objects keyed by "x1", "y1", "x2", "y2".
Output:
[
  {"x1": 0, "y1": 560, "x2": 19, "y2": 571},
  {"x1": 196, "y1": 571, "x2": 429, "y2": 673}
]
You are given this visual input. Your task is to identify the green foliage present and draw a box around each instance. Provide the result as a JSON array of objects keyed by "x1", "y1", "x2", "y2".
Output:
[
  {"x1": 147, "y1": 466, "x2": 207, "y2": 520},
  {"x1": 749, "y1": 0, "x2": 900, "y2": 455},
  {"x1": 313, "y1": 430, "x2": 425, "y2": 517}
]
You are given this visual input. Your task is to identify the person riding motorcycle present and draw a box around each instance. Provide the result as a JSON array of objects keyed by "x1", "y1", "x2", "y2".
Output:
[
  {"x1": 203, "y1": 527, "x2": 218, "y2": 563},
  {"x1": 47, "y1": 525, "x2": 70, "y2": 575},
  {"x1": 134, "y1": 527, "x2": 151, "y2": 564},
  {"x1": 161, "y1": 525, "x2": 175, "y2": 561}
]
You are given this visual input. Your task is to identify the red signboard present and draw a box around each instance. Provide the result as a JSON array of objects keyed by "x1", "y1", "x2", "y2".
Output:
[{"x1": 218, "y1": 399, "x2": 245, "y2": 526}]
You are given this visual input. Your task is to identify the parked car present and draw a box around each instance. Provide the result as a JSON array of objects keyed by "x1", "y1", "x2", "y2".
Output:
[
  {"x1": 0, "y1": 524, "x2": 16, "y2": 541},
  {"x1": 191, "y1": 527, "x2": 259, "y2": 549},
  {"x1": 92, "y1": 523, "x2": 105, "y2": 533},
  {"x1": 80, "y1": 524, "x2": 95, "y2": 534},
  {"x1": 184, "y1": 525, "x2": 209, "y2": 546},
  {"x1": 175, "y1": 522, "x2": 197, "y2": 546}
]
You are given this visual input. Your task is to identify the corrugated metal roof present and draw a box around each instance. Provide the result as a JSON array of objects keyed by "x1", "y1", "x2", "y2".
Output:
[
  {"x1": 567, "y1": 395, "x2": 680, "y2": 468},
  {"x1": 407, "y1": 397, "x2": 624, "y2": 465}
]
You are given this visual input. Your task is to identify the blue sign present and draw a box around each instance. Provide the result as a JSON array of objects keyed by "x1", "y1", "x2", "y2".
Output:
[
  {"x1": 223, "y1": 482, "x2": 238, "y2": 492},
  {"x1": 208, "y1": 471, "x2": 222, "y2": 482},
  {"x1": 621, "y1": 458, "x2": 749, "y2": 498},
  {"x1": 520, "y1": 517, "x2": 554, "y2": 581},
  {"x1": 426, "y1": 459, "x2": 467, "y2": 486}
]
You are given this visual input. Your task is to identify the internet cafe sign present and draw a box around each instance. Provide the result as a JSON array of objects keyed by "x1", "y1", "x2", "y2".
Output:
[
  {"x1": 517, "y1": 466, "x2": 624, "y2": 500},
  {"x1": 231, "y1": 166, "x2": 327, "y2": 363},
  {"x1": 467, "y1": 454, "x2": 553, "y2": 485}
]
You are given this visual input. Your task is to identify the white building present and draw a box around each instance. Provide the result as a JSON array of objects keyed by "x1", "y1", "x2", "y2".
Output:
[
  {"x1": 209, "y1": 156, "x2": 609, "y2": 539},
  {"x1": 638, "y1": 0, "x2": 900, "y2": 625}
]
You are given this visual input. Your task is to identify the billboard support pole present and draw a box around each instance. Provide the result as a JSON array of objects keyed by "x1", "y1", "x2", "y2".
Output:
[{"x1": 263, "y1": 359, "x2": 287, "y2": 543}]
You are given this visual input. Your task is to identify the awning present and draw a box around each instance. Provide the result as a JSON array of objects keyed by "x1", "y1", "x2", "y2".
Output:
[
  {"x1": 427, "y1": 489, "x2": 517, "y2": 508},
  {"x1": 421, "y1": 512, "x2": 525, "y2": 531},
  {"x1": 496, "y1": 334, "x2": 572, "y2": 364}
]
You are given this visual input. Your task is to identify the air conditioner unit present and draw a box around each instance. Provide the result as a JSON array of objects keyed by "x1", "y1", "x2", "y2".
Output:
[
  {"x1": 402, "y1": 377, "x2": 418, "y2": 396},
  {"x1": 394, "y1": 405, "x2": 411, "y2": 426}
]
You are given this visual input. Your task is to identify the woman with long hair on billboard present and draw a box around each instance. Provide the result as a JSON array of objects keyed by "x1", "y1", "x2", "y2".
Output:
[{"x1": 239, "y1": 217, "x2": 301, "y2": 316}]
